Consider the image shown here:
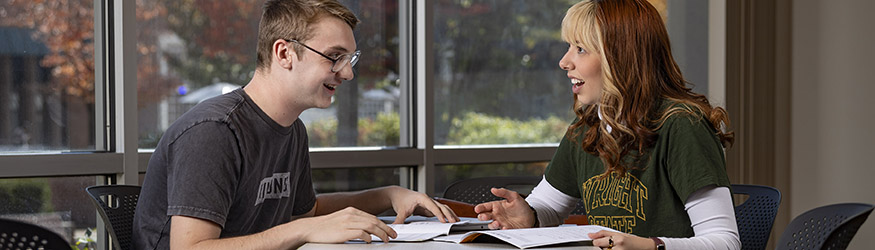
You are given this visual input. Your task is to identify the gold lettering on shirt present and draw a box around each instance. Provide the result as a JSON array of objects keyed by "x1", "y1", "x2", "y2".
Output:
[
  {"x1": 587, "y1": 216, "x2": 637, "y2": 233},
  {"x1": 582, "y1": 172, "x2": 648, "y2": 228}
]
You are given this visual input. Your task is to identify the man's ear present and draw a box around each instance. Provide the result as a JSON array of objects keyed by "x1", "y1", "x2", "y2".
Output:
[{"x1": 273, "y1": 39, "x2": 295, "y2": 70}]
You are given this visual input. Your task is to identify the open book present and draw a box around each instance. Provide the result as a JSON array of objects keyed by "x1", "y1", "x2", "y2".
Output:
[
  {"x1": 360, "y1": 216, "x2": 493, "y2": 242},
  {"x1": 432, "y1": 225, "x2": 619, "y2": 249}
]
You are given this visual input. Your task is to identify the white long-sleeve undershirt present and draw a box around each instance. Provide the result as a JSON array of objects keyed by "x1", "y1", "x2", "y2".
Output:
[{"x1": 525, "y1": 177, "x2": 741, "y2": 250}]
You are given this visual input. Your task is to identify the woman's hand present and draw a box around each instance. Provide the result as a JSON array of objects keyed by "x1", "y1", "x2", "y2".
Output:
[
  {"x1": 588, "y1": 230, "x2": 658, "y2": 250},
  {"x1": 473, "y1": 188, "x2": 535, "y2": 229}
]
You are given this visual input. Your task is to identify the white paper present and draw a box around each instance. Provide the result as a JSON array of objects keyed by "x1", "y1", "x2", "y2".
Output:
[
  {"x1": 370, "y1": 222, "x2": 454, "y2": 241},
  {"x1": 435, "y1": 225, "x2": 619, "y2": 249},
  {"x1": 358, "y1": 217, "x2": 486, "y2": 242},
  {"x1": 432, "y1": 233, "x2": 467, "y2": 243},
  {"x1": 377, "y1": 215, "x2": 484, "y2": 224}
]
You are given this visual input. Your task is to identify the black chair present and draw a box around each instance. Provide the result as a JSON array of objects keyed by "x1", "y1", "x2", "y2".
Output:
[
  {"x1": 443, "y1": 176, "x2": 588, "y2": 216},
  {"x1": 731, "y1": 184, "x2": 782, "y2": 250},
  {"x1": 775, "y1": 203, "x2": 873, "y2": 250},
  {"x1": 444, "y1": 176, "x2": 540, "y2": 204},
  {"x1": 0, "y1": 217, "x2": 72, "y2": 250},
  {"x1": 85, "y1": 185, "x2": 141, "y2": 250}
]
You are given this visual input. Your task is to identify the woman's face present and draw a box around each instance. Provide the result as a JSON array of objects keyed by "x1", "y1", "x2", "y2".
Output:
[{"x1": 559, "y1": 44, "x2": 603, "y2": 105}]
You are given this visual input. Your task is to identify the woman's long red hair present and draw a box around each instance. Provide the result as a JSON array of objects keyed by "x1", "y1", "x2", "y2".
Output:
[{"x1": 563, "y1": 0, "x2": 734, "y2": 178}]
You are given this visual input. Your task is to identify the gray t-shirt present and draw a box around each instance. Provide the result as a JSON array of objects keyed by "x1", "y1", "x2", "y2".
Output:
[{"x1": 133, "y1": 88, "x2": 316, "y2": 250}]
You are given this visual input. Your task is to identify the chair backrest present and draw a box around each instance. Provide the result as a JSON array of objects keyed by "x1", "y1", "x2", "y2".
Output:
[
  {"x1": 731, "y1": 184, "x2": 782, "y2": 250},
  {"x1": 85, "y1": 185, "x2": 141, "y2": 250},
  {"x1": 0, "y1": 217, "x2": 72, "y2": 250},
  {"x1": 776, "y1": 203, "x2": 874, "y2": 250},
  {"x1": 443, "y1": 176, "x2": 540, "y2": 204},
  {"x1": 442, "y1": 176, "x2": 587, "y2": 215}
]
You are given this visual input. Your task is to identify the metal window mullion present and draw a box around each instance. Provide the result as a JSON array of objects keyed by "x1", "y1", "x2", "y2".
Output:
[
  {"x1": 397, "y1": 0, "x2": 415, "y2": 190},
  {"x1": 0, "y1": 153, "x2": 122, "y2": 178},
  {"x1": 433, "y1": 147, "x2": 557, "y2": 165},
  {"x1": 94, "y1": 0, "x2": 108, "y2": 152},
  {"x1": 414, "y1": 0, "x2": 435, "y2": 196},
  {"x1": 309, "y1": 148, "x2": 423, "y2": 168},
  {"x1": 95, "y1": 1, "x2": 112, "y2": 249},
  {"x1": 111, "y1": 0, "x2": 138, "y2": 185},
  {"x1": 398, "y1": 0, "x2": 413, "y2": 150}
]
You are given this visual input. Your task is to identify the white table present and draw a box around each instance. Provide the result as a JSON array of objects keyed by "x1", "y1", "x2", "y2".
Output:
[{"x1": 300, "y1": 241, "x2": 599, "y2": 249}]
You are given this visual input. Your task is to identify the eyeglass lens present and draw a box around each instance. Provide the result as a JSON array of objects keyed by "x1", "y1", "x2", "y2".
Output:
[{"x1": 331, "y1": 51, "x2": 360, "y2": 73}]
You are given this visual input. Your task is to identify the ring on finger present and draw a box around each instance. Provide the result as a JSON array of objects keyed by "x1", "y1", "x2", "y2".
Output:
[{"x1": 608, "y1": 236, "x2": 614, "y2": 248}]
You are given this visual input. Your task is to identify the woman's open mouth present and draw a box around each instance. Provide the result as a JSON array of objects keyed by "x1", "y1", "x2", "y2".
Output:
[{"x1": 571, "y1": 78, "x2": 584, "y2": 94}]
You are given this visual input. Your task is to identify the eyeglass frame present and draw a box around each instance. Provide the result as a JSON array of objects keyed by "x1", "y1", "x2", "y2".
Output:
[{"x1": 285, "y1": 39, "x2": 360, "y2": 73}]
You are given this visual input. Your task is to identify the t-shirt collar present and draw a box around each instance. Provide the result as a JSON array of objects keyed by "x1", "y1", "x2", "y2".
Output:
[{"x1": 597, "y1": 105, "x2": 613, "y2": 133}]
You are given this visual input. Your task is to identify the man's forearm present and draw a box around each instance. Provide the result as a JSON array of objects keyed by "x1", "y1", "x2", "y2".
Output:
[
  {"x1": 314, "y1": 186, "x2": 398, "y2": 215},
  {"x1": 171, "y1": 216, "x2": 307, "y2": 250}
]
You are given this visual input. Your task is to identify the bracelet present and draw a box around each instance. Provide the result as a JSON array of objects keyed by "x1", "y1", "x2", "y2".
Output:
[
  {"x1": 529, "y1": 206, "x2": 540, "y2": 228},
  {"x1": 651, "y1": 237, "x2": 665, "y2": 250}
]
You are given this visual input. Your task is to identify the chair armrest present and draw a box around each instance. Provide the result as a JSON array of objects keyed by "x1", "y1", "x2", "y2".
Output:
[{"x1": 564, "y1": 215, "x2": 589, "y2": 225}]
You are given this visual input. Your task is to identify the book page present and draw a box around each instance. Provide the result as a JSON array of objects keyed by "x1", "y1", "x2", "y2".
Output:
[
  {"x1": 360, "y1": 219, "x2": 481, "y2": 242},
  {"x1": 377, "y1": 215, "x2": 486, "y2": 224},
  {"x1": 432, "y1": 233, "x2": 467, "y2": 243},
  {"x1": 435, "y1": 225, "x2": 618, "y2": 249}
]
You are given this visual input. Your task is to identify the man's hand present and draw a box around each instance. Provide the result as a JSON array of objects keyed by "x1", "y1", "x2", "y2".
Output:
[
  {"x1": 296, "y1": 207, "x2": 398, "y2": 243},
  {"x1": 385, "y1": 186, "x2": 460, "y2": 224},
  {"x1": 473, "y1": 188, "x2": 535, "y2": 229}
]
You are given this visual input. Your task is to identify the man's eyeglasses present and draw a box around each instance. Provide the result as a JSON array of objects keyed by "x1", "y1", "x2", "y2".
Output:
[{"x1": 286, "y1": 39, "x2": 360, "y2": 73}]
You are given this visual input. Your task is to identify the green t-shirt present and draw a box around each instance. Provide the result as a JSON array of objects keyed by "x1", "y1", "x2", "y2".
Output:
[{"x1": 544, "y1": 103, "x2": 730, "y2": 237}]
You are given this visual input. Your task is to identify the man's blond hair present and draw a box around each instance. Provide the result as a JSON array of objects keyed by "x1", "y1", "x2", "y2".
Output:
[{"x1": 256, "y1": 0, "x2": 359, "y2": 71}]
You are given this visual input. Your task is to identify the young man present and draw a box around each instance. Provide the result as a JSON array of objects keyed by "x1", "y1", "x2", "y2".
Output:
[{"x1": 133, "y1": 1, "x2": 458, "y2": 249}]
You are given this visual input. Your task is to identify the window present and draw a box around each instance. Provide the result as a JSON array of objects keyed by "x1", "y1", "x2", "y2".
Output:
[
  {"x1": 431, "y1": 0, "x2": 711, "y2": 146},
  {"x1": 0, "y1": 176, "x2": 99, "y2": 247},
  {"x1": 432, "y1": 0, "x2": 575, "y2": 146},
  {"x1": 136, "y1": 0, "x2": 403, "y2": 149},
  {"x1": 313, "y1": 167, "x2": 404, "y2": 193},
  {"x1": 0, "y1": 1, "x2": 97, "y2": 153}
]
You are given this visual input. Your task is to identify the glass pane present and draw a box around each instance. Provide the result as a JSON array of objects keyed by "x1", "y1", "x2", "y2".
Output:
[
  {"x1": 435, "y1": 162, "x2": 547, "y2": 198},
  {"x1": 0, "y1": 176, "x2": 99, "y2": 248},
  {"x1": 433, "y1": 0, "x2": 711, "y2": 146},
  {"x1": 312, "y1": 167, "x2": 403, "y2": 193},
  {"x1": 136, "y1": 0, "x2": 402, "y2": 149},
  {"x1": 433, "y1": 1, "x2": 575, "y2": 146},
  {"x1": 0, "y1": 2, "x2": 97, "y2": 152}
]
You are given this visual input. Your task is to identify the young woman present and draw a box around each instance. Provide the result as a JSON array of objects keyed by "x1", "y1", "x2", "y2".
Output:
[{"x1": 474, "y1": 0, "x2": 740, "y2": 249}]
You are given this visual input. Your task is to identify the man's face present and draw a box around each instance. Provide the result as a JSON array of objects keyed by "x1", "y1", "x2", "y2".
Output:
[{"x1": 288, "y1": 16, "x2": 357, "y2": 109}]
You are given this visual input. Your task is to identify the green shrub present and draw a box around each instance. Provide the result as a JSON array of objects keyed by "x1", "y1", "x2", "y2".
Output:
[
  {"x1": 307, "y1": 112, "x2": 569, "y2": 147},
  {"x1": 0, "y1": 179, "x2": 51, "y2": 214},
  {"x1": 447, "y1": 112, "x2": 567, "y2": 145},
  {"x1": 308, "y1": 118, "x2": 338, "y2": 147},
  {"x1": 358, "y1": 112, "x2": 401, "y2": 146}
]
